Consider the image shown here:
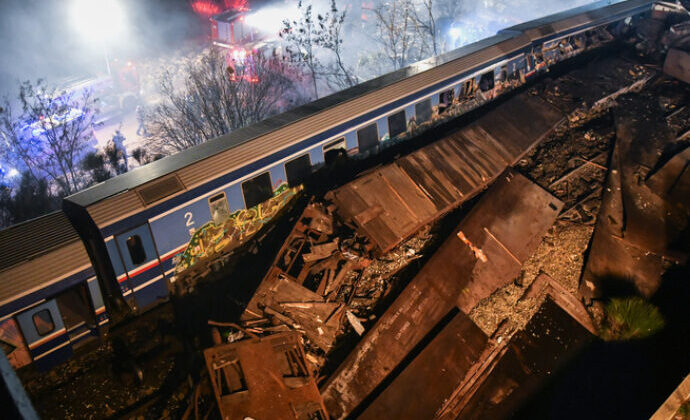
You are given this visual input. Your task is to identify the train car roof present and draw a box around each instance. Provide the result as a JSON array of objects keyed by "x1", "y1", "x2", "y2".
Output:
[
  {"x1": 65, "y1": 31, "x2": 521, "y2": 210},
  {"x1": 0, "y1": 212, "x2": 93, "y2": 313},
  {"x1": 502, "y1": 0, "x2": 654, "y2": 40},
  {"x1": 0, "y1": 212, "x2": 80, "y2": 273}
]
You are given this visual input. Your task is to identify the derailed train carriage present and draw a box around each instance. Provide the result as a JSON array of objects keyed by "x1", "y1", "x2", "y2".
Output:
[{"x1": 0, "y1": 0, "x2": 655, "y2": 370}]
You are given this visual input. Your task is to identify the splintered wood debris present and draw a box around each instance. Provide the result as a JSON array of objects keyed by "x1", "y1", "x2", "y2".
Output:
[{"x1": 211, "y1": 202, "x2": 433, "y2": 374}]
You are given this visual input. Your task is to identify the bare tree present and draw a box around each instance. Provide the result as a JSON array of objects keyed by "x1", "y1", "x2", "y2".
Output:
[
  {"x1": 281, "y1": 1, "x2": 322, "y2": 99},
  {"x1": 411, "y1": 0, "x2": 439, "y2": 57},
  {"x1": 369, "y1": 0, "x2": 423, "y2": 70},
  {"x1": 147, "y1": 48, "x2": 296, "y2": 154},
  {"x1": 431, "y1": 0, "x2": 465, "y2": 52},
  {"x1": 0, "y1": 80, "x2": 97, "y2": 195},
  {"x1": 316, "y1": 0, "x2": 358, "y2": 90}
]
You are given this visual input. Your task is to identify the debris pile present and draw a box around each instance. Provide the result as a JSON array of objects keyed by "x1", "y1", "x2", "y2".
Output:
[{"x1": 210, "y1": 202, "x2": 431, "y2": 374}]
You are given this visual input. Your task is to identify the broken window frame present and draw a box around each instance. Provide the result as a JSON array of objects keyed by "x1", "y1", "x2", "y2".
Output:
[
  {"x1": 461, "y1": 78, "x2": 475, "y2": 99},
  {"x1": 213, "y1": 356, "x2": 249, "y2": 396},
  {"x1": 478, "y1": 70, "x2": 495, "y2": 92},
  {"x1": 209, "y1": 191, "x2": 232, "y2": 224},
  {"x1": 438, "y1": 89, "x2": 455, "y2": 113},
  {"x1": 323, "y1": 137, "x2": 348, "y2": 164}
]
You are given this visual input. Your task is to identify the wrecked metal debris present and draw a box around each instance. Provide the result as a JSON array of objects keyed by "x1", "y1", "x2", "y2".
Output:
[
  {"x1": 328, "y1": 93, "x2": 563, "y2": 254},
  {"x1": 203, "y1": 332, "x2": 328, "y2": 420},
  {"x1": 321, "y1": 171, "x2": 563, "y2": 419}
]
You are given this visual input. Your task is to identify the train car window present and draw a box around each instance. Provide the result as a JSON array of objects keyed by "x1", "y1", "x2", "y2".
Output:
[
  {"x1": 415, "y1": 99, "x2": 432, "y2": 123},
  {"x1": 387, "y1": 111, "x2": 407, "y2": 139},
  {"x1": 209, "y1": 192, "x2": 231, "y2": 224},
  {"x1": 323, "y1": 137, "x2": 347, "y2": 164},
  {"x1": 479, "y1": 71, "x2": 495, "y2": 92},
  {"x1": 357, "y1": 124, "x2": 379, "y2": 153},
  {"x1": 242, "y1": 172, "x2": 273, "y2": 209},
  {"x1": 216, "y1": 359, "x2": 248, "y2": 395},
  {"x1": 33, "y1": 309, "x2": 55, "y2": 336},
  {"x1": 126, "y1": 235, "x2": 147, "y2": 265},
  {"x1": 462, "y1": 79, "x2": 475, "y2": 98},
  {"x1": 439, "y1": 89, "x2": 454, "y2": 113},
  {"x1": 0, "y1": 339, "x2": 15, "y2": 355},
  {"x1": 284, "y1": 154, "x2": 312, "y2": 187},
  {"x1": 55, "y1": 284, "x2": 94, "y2": 330}
]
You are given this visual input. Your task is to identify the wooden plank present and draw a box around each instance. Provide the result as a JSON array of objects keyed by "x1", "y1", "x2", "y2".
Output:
[
  {"x1": 478, "y1": 111, "x2": 533, "y2": 151},
  {"x1": 241, "y1": 269, "x2": 324, "y2": 322},
  {"x1": 441, "y1": 135, "x2": 485, "y2": 187},
  {"x1": 450, "y1": 137, "x2": 495, "y2": 182},
  {"x1": 434, "y1": 140, "x2": 480, "y2": 194},
  {"x1": 405, "y1": 151, "x2": 456, "y2": 207},
  {"x1": 466, "y1": 124, "x2": 518, "y2": 162},
  {"x1": 330, "y1": 185, "x2": 369, "y2": 221}
]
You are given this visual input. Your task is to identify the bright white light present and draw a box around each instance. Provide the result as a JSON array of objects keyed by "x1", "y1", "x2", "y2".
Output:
[
  {"x1": 448, "y1": 27, "x2": 462, "y2": 40},
  {"x1": 245, "y1": 6, "x2": 300, "y2": 33},
  {"x1": 7, "y1": 168, "x2": 19, "y2": 178},
  {"x1": 71, "y1": 0, "x2": 126, "y2": 43}
]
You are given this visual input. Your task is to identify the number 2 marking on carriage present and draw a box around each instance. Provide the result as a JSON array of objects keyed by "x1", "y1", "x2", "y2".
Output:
[{"x1": 184, "y1": 212, "x2": 195, "y2": 227}]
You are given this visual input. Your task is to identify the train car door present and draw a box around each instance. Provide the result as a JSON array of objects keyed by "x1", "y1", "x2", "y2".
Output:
[
  {"x1": 114, "y1": 223, "x2": 169, "y2": 312},
  {"x1": 15, "y1": 300, "x2": 72, "y2": 371}
]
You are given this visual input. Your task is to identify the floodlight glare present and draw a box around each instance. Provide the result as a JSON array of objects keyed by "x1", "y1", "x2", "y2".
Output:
[{"x1": 71, "y1": 0, "x2": 125, "y2": 42}]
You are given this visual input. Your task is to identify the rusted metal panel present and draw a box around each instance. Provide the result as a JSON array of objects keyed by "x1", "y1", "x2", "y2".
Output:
[
  {"x1": 329, "y1": 93, "x2": 563, "y2": 253},
  {"x1": 321, "y1": 171, "x2": 563, "y2": 419},
  {"x1": 454, "y1": 172, "x2": 564, "y2": 313},
  {"x1": 581, "y1": 95, "x2": 689, "y2": 300},
  {"x1": 358, "y1": 312, "x2": 488, "y2": 420},
  {"x1": 450, "y1": 297, "x2": 594, "y2": 420},
  {"x1": 646, "y1": 146, "x2": 690, "y2": 203},
  {"x1": 436, "y1": 274, "x2": 595, "y2": 419},
  {"x1": 664, "y1": 48, "x2": 690, "y2": 84},
  {"x1": 204, "y1": 332, "x2": 328, "y2": 420}
]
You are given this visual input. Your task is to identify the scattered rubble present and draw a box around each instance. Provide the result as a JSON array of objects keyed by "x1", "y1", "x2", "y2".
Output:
[{"x1": 219, "y1": 202, "x2": 433, "y2": 375}]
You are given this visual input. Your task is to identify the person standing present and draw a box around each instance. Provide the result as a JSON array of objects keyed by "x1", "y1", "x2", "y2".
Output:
[
  {"x1": 135, "y1": 105, "x2": 148, "y2": 137},
  {"x1": 112, "y1": 129, "x2": 128, "y2": 170}
]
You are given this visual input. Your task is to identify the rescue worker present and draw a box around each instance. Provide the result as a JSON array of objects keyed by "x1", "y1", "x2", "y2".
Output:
[
  {"x1": 112, "y1": 129, "x2": 128, "y2": 170},
  {"x1": 135, "y1": 105, "x2": 148, "y2": 137}
]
